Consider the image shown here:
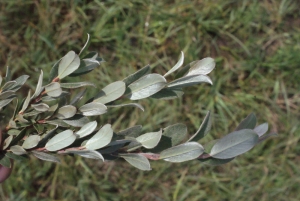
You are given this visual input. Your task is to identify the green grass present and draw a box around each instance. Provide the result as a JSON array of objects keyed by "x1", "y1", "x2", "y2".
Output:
[{"x1": 1, "y1": 0, "x2": 300, "y2": 200}]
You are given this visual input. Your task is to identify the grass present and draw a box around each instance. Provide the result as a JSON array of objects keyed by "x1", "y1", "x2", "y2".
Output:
[{"x1": 0, "y1": 0, "x2": 300, "y2": 200}]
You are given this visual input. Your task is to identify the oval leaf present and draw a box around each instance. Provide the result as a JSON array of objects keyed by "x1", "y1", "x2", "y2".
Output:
[
  {"x1": 120, "y1": 153, "x2": 151, "y2": 171},
  {"x1": 167, "y1": 74, "x2": 212, "y2": 89},
  {"x1": 210, "y1": 129, "x2": 259, "y2": 159},
  {"x1": 10, "y1": 145, "x2": 27, "y2": 155},
  {"x1": 186, "y1": 57, "x2": 215, "y2": 76},
  {"x1": 0, "y1": 90, "x2": 15, "y2": 100},
  {"x1": 31, "y1": 103, "x2": 49, "y2": 112},
  {"x1": 22, "y1": 135, "x2": 41, "y2": 149},
  {"x1": 127, "y1": 74, "x2": 167, "y2": 100},
  {"x1": 64, "y1": 150, "x2": 104, "y2": 161},
  {"x1": 3, "y1": 136, "x2": 13, "y2": 150},
  {"x1": 79, "y1": 102, "x2": 107, "y2": 116},
  {"x1": 93, "y1": 81, "x2": 126, "y2": 104},
  {"x1": 31, "y1": 151, "x2": 60, "y2": 163},
  {"x1": 136, "y1": 130, "x2": 162, "y2": 149},
  {"x1": 117, "y1": 125, "x2": 143, "y2": 137},
  {"x1": 58, "y1": 51, "x2": 80, "y2": 79},
  {"x1": 56, "y1": 105, "x2": 77, "y2": 119},
  {"x1": 150, "y1": 123, "x2": 187, "y2": 153},
  {"x1": 63, "y1": 115, "x2": 90, "y2": 127},
  {"x1": 107, "y1": 103, "x2": 144, "y2": 112},
  {"x1": 60, "y1": 82, "x2": 95, "y2": 89},
  {"x1": 235, "y1": 113, "x2": 257, "y2": 130},
  {"x1": 45, "y1": 130, "x2": 76, "y2": 151},
  {"x1": 76, "y1": 121, "x2": 98, "y2": 138},
  {"x1": 123, "y1": 64, "x2": 151, "y2": 86},
  {"x1": 254, "y1": 123, "x2": 268, "y2": 137},
  {"x1": 160, "y1": 142, "x2": 204, "y2": 163},
  {"x1": 32, "y1": 70, "x2": 44, "y2": 99},
  {"x1": 0, "y1": 98, "x2": 15, "y2": 109},
  {"x1": 188, "y1": 111, "x2": 211, "y2": 142},
  {"x1": 45, "y1": 82, "x2": 62, "y2": 97},
  {"x1": 164, "y1": 51, "x2": 184, "y2": 77},
  {"x1": 19, "y1": 90, "x2": 31, "y2": 113},
  {"x1": 85, "y1": 124, "x2": 113, "y2": 150}
]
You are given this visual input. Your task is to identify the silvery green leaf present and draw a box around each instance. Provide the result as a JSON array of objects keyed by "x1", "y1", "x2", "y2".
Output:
[
  {"x1": 60, "y1": 82, "x2": 96, "y2": 89},
  {"x1": 107, "y1": 103, "x2": 144, "y2": 112},
  {"x1": 254, "y1": 123, "x2": 268, "y2": 137},
  {"x1": 163, "y1": 124, "x2": 187, "y2": 146},
  {"x1": 10, "y1": 128, "x2": 26, "y2": 146},
  {"x1": 7, "y1": 129, "x2": 20, "y2": 136},
  {"x1": 15, "y1": 114, "x2": 28, "y2": 123},
  {"x1": 198, "y1": 139, "x2": 235, "y2": 166},
  {"x1": 79, "y1": 102, "x2": 107, "y2": 116},
  {"x1": 76, "y1": 121, "x2": 97, "y2": 138},
  {"x1": 19, "y1": 90, "x2": 31, "y2": 113},
  {"x1": 3, "y1": 136, "x2": 13, "y2": 150},
  {"x1": 5, "y1": 66, "x2": 11, "y2": 81},
  {"x1": 257, "y1": 131, "x2": 278, "y2": 144},
  {"x1": 0, "y1": 90, "x2": 15, "y2": 100},
  {"x1": 210, "y1": 129, "x2": 259, "y2": 159},
  {"x1": 126, "y1": 138, "x2": 142, "y2": 152},
  {"x1": 120, "y1": 153, "x2": 151, "y2": 171},
  {"x1": 70, "y1": 89, "x2": 86, "y2": 105},
  {"x1": 167, "y1": 74, "x2": 212, "y2": 89},
  {"x1": 41, "y1": 96, "x2": 56, "y2": 102},
  {"x1": 63, "y1": 115, "x2": 90, "y2": 127},
  {"x1": 5, "y1": 152, "x2": 27, "y2": 161},
  {"x1": 79, "y1": 33, "x2": 91, "y2": 56},
  {"x1": 31, "y1": 103, "x2": 49, "y2": 112},
  {"x1": 123, "y1": 64, "x2": 151, "y2": 86},
  {"x1": 69, "y1": 59, "x2": 101, "y2": 77},
  {"x1": 106, "y1": 139, "x2": 132, "y2": 147},
  {"x1": 65, "y1": 150, "x2": 104, "y2": 161},
  {"x1": 127, "y1": 74, "x2": 167, "y2": 100},
  {"x1": 136, "y1": 130, "x2": 162, "y2": 149},
  {"x1": 99, "y1": 143, "x2": 126, "y2": 154},
  {"x1": 38, "y1": 126, "x2": 58, "y2": 147},
  {"x1": 0, "y1": 155, "x2": 11, "y2": 167},
  {"x1": 45, "y1": 130, "x2": 76, "y2": 151},
  {"x1": 32, "y1": 70, "x2": 44, "y2": 99},
  {"x1": 83, "y1": 51, "x2": 98, "y2": 59},
  {"x1": 31, "y1": 151, "x2": 60, "y2": 163},
  {"x1": 85, "y1": 124, "x2": 113, "y2": 150},
  {"x1": 164, "y1": 51, "x2": 184, "y2": 77},
  {"x1": 150, "y1": 123, "x2": 187, "y2": 153},
  {"x1": 56, "y1": 105, "x2": 77, "y2": 119},
  {"x1": 57, "y1": 51, "x2": 80, "y2": 79},
  {"x1": 45, "y1": 82, "x2": 62, "y2": 97},
  {"x1": 160, "y1": 142, "x2": 204, "y2": 163},
  {"x1": 0, "y1": 97, "x2": 15, "y2": 109},
  {"x1": 9, "y1": 75, "x2": 30, "y2": 91},
  {"x1": 10, "y1": 145, "x2": 27, "y2": 155},
  {"x1": 117, "y1": 125, "x2": 142, "y2": 137},
  {"x1": 93, "y1": 81, "x2": 126, "y2": 104},
  {"x1": 235, "y1": 113, "x2": 257, "y2": 131},
  {"x1": 22, "y1": 135, "x2": 40, "y2": 149},
  {"x1": 0, "y1": 75, "x2": 2, "y2": 86},
  {"x1": 49, "y1": 59, "x2": 60, "y2": 82},
  {"x1": 46, "y1": 120, "x2": 69, "y2": 127},
  {"x1": 186, "y1": 57, "x2": 215, "y2": 76},
  {"x1": 150, "y1": 88, "x2": 184, "y2": 100},
  {"x1": 43, "y1": 103, "x2": 58, "y2": 119},
  {"x1": 1, "y1": 81, "x2": 17, "y2": 91},
  {"x1": 188, "y1": 111, "x2": 212, "y2": 142}
]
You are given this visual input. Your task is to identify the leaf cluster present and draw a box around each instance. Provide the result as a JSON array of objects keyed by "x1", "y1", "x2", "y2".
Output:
[{"x1": 0, "y1": 35, "x2": 276, "y2": 171}]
